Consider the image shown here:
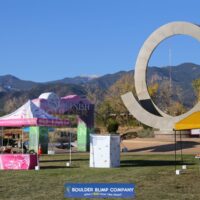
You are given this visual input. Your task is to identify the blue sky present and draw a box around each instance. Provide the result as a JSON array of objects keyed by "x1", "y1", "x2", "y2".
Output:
[{"x1": 0, "y1": 0, "x2": 200, "y2": 82}]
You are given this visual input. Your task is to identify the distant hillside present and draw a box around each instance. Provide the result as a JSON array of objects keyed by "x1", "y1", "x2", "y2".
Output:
[
  {"x1": 0, "y1": 83, "x2": 87, "y2": 115},
  {"x1": 85, "y1": 71, "x2": 128, "y2": 89},
  {"x1": 0, "y1": 71, "x2": 129, "y2": 110},
  {"x1": 147, "y1": 63, "x2": 200, "y2": 110},
  {"x1": 0, "y1": 74, "x2": 39, "y2": 91},
  {"x1": 0, "y1": 71, "x2": 128, "y2": 92},
  {"x1": 84, "y1": 71, "x2": 129, "y2": 105},
  {"x1": 0, "y1": 63, "x2": 200, "y2": 116},
  {"x1": 49, "y1": 76, "x2": 98, "y2": 85}
]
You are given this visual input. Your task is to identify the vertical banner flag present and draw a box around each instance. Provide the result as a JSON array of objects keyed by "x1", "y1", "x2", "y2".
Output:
[{"x1": 77, "y1": 117, "x2": 89, "y2": 151}]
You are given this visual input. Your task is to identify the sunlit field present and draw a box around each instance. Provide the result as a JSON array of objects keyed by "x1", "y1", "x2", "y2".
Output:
[{"x1": 0, "y1": 153, "x2": 200, "y2": 200}]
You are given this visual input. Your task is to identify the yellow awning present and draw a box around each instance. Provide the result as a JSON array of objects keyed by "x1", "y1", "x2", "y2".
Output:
[{"x1": 175, "y1": 111, "x2": 200, "y2": 130}]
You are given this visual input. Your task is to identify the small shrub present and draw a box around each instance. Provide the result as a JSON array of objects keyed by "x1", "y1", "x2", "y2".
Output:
[
  {"x1": 137, "y1": 128, "x2": 154, "y2": 138},
  {"x1": 94, "y1": 127, "x2": 101, "y2": 133},
  {"x1": 121, "y1": 132, "x2": 138, "y2": 140},
  {"x1": 141, "y1": 123, "x2": 152, "y2": 130},
  {"x1": 107, "y1": 120, "x2": 119, "y2": 133}
]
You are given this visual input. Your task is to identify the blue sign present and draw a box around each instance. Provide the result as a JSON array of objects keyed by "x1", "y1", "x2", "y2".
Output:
[{"x1": 64, "y1": 183, "x2": 135, "y2": 198}]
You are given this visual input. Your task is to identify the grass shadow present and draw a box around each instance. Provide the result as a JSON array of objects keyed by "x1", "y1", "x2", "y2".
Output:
[
  {"x1": 120, "y1": 159, "x2": 194, "y2": 167},
  {"x1": 128, "y1": 141, "x2": 200, "y2": 153},
  {"x1": 40, "y1": 158, "x2": 89, "y2": 163},
  {"x1": 40, "y1": 166, "x2": 67, "y2": 169},
  {"x1": 40, "y1": 165, "x2": 79, "y2": 169}
]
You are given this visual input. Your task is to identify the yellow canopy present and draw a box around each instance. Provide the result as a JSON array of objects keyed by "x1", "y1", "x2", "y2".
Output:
[{"x1": 175, "y1": 111, "x2": 200, "y2": 130}]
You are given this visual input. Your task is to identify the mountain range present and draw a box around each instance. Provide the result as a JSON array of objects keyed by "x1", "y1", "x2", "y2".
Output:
[{"x1": 0, "y1": 62, "x2": 199, "y2": 115}]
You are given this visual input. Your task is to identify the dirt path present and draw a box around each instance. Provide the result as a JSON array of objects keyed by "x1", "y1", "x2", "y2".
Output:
[{"x1": 121, "y1": 138, "x2": 200, "y2": 154}]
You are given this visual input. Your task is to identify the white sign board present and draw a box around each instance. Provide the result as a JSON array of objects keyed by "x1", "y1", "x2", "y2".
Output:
[{"x1": 90, "y1": 134, "x2": 120, "y2": 168}]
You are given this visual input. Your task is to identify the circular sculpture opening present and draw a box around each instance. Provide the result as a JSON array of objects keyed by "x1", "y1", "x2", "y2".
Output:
[
  {"x1": 134, "y1": 21, "x2": 200, "y2": 118},
  {"x1": 146, "y1": 35, "x2": 200, "y2": 116}
]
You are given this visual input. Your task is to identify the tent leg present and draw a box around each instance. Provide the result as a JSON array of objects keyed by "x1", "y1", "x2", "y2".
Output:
[
  {"x1": 180, "y1": 131, "x2": 183, "y2": 163},
  {"x1": 22, "y1": 128, "x2": 24, "y2": 154},
  {"x1": 175, "y1": 130, "x2": 176, "y2": 171},
  {"x1": 1, "y1": 127, "x2": 3, "y2": 146},
  {"x1": 69, "y1": 131, "x2": 71, "y2": 165},
  {"x1": 1, "y1": 127, "x2": 3, "y2": 154}
]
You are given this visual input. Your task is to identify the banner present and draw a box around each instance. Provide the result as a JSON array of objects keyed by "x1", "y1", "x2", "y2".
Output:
[
  {"x1": 0, "y1": 154, "x2": 37, "y2": 170},
  {"x1": 64, "y1": 183, "x2": 135, "y2": 198},
  {"x1": 29, "y1": 126, "x2": 48, "y2": 154},
  {"x1": 77, "y1": 118, "x2": 89, "y2": 151},
  {"x1": 29, "y1": 127, "x2": 39, "y2": 153}
]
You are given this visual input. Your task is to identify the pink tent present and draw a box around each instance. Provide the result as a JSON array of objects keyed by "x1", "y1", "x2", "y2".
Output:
[
  {"x1": 0, "y1": 100, "x2": 70, "y2": 127},
  {"x1": 0, "y1": 100, "x2": 70, "y2": 171},
  {"x1": 32, "y1": 94, "x2": 92, "y2": 114}
]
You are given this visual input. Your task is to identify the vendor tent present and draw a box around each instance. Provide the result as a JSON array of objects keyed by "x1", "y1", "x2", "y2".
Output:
[
  {"x1": 0, "y1": 100, "x2": 69, "y2": 127},
  {"x1": 172, "y1": 111, "x2": 200, "y2": 172},
  {"x1": 175, "y1": 111, "x2": 200, "y2": 130},
  {"x1": 0, "y1": 100, "x2": 70, "y2": 170}
]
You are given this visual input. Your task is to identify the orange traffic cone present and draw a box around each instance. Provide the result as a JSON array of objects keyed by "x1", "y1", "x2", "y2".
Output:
[{"x1": 38, "y1": 144, "x2": 42, "y2": 156}]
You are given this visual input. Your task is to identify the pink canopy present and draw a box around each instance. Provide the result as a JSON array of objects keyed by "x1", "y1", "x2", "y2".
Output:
[{"x1": 0, "y1": 100, "x2": 70, "y2": 127}]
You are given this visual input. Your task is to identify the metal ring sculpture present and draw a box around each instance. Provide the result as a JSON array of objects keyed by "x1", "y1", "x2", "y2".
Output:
[{"x1": 122, "y1": 22, "x2": 200, "y2": 130}]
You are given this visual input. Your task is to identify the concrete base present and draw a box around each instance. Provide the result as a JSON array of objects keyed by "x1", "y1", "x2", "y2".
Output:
[{"x1": 154, "y1": 130, "x2": 191, "y2": 139}]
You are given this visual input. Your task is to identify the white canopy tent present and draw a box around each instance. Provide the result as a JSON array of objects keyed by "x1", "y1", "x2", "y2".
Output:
[{"x1": 0, "y1": 100, "x2": 71, "y2": 169}]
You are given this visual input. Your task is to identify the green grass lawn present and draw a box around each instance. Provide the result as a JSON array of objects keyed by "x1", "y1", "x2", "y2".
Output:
[{"x1": 0, "y1": 153, "x2": 200, "y2": 200}]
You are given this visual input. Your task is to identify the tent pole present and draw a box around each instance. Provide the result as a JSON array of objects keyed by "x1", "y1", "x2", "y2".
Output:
[
  {"x1": 1, "y1": 127, "x2": 3, "y2": 154},
  {"x1": 1, "y1": 127, "x2": 2, "y2": 146},
  {"x1": 175, "y1": 130, "x2": 176, "y2": 171},
  {"x1": 36, "y1": 127, "x2": 39, "y2": 169},
  {"x1": 180, "y1": 130, "x2": 183, "y2": 163},
  {"x1": 22, "y1": 127, "x2": 24, "y2": 154},
  {"x1": 69, "y1": 130, "x2": 71, "y2": 165}
]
